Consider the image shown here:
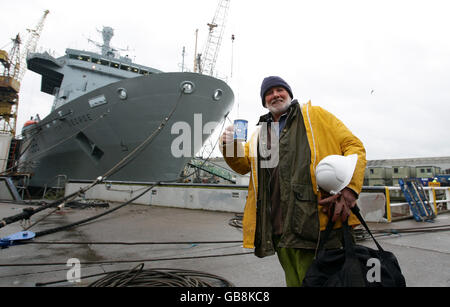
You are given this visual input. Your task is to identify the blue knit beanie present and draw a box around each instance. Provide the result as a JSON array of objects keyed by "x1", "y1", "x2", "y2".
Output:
[{"x1": 260, "y1": 76, "x2": 293, "y2": 107}]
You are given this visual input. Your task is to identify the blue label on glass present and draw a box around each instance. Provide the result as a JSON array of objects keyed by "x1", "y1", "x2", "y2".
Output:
[{"x1": 234, "y1": 119, "x2": 248, "y2": 141}]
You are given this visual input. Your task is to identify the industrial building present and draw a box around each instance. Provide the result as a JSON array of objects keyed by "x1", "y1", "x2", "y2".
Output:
[{"x1": 365, "y1": 156, "x2": 450, "y2": 186}]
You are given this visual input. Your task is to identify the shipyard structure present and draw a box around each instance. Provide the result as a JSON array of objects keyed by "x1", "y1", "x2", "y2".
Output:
[
  {"x1": 186, "y1": 156, "x2": 450, "y2": 188},
  {"x1": 364, "y1": 156, "x2": 450, "y2": 187}
]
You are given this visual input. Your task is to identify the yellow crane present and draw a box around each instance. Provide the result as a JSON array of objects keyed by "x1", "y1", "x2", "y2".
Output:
[
  {"x1": 0, "y1": 10, "x2": 49, "y2": 174},
  {"x1": 0, "y1": 9, "x2": 49, "y2": 136},
  {"x1": 0, "y1": 34, "x2": 21, "y2": 135}
]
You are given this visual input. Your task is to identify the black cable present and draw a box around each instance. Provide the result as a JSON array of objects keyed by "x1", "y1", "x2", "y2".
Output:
[
  {"x1": 228, "y1": 213, "x2": 243, "y2": 229},
  {"x1": 354, "y1": 224, "x2": 450, "y2": 241},
  {"x1": 36, "y1": 263, "x2": 235, "y2": 287},
  {"x1": 89, "y1": 264, "x2": 235, "y2": 287},
  {"x1": 27, "y1": 239, "x2": 242, "y2": 245},
  {"x1": 0, "y1": 251, "x2": 254, "y2": 267},
  {"x1": 0, "y1": 188, "x2": 90, "y2": 229},
  {"x1": 34, "y1": 182, "x2": 160, "y2": 238}
]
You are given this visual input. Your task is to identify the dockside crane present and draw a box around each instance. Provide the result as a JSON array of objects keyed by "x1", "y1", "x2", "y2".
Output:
[
  {"x1": 190, "y1": 0, "x2": 232, "y2": 166},
  {"x1": 195, "y1": 0, "x2": 230, "y2": 76},
  {"x1": 0, "y1": 35, "x2": 21, "y2": 136},
  {"x1": 0, "y1": 10, "x2": 49, "y2": 174},
  {"x1": 0, "y1": 9, "x2": 49, "y2": 136},
  {"x1": 18, "y1": 10, "x2": 50, "y2": 83}
]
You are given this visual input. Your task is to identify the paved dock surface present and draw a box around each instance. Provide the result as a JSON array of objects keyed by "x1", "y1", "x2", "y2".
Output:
[{"x1": 0, "y1": 201, "x2": 449, "y2": 287}]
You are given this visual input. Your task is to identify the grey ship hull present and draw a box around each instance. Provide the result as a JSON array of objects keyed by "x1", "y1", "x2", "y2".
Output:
[{"x1": 19, "y1": 72, "x2": 234, "y2": 187}]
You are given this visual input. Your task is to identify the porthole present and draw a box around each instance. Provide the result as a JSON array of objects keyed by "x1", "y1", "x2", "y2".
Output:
[
  {"x1": 213, "y1": 89, "x2": 223, "y2": 101},
  {"x1": 117, "y1": 88, "x2": 128, "y2": 100}
]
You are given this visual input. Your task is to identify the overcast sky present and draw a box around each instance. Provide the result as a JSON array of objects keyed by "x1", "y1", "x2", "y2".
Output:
[{"x1": 1, "y1": 0, "x2": 449, "y2": 161}]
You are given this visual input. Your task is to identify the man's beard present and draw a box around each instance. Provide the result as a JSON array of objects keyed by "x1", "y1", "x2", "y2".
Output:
[{"x1": 267, "y1": 97, "x2": 291, "y2": 117}]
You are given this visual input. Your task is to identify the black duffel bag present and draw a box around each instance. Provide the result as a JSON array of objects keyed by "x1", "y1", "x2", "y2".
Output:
[{"x1": 303, "y1": 207, "x2": 406, "y2": 287}]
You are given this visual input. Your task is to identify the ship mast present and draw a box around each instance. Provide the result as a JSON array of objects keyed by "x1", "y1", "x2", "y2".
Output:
[
  {"x1": 88, "y1": 27, "x2": 116, "y2": 58},
  {"x1": 101, "y1": 27, "x2": 115, "y2": 57}
]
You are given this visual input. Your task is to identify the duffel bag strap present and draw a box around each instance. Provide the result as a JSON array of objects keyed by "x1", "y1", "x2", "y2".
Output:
[
  {"x1": 342, "y1": 220, "x2": 358, "y2": 258},
  {"x1": 351, "y1": 206, "x2": 384, "y2": 252},
  {"x1": 318, "y1": 205, "x2": 384, "y2": 253},
  {"x1": 317, "y1": 208, "x2": 336, "y2": 252}
]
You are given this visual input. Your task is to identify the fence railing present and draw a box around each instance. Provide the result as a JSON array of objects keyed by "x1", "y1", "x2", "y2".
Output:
[{"x1": 361, "y1": 186, "x2": 450, "y2": 222}]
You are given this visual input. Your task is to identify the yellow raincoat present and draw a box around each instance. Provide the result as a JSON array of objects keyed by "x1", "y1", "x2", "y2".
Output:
[{"x1": 221, "y1": 101, "x2": 367, "y2": 248}]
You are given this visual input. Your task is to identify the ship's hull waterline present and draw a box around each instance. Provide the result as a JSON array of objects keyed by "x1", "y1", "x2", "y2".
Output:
[{"x1": 19, "y1": 72, "x2": 234, "y2": 187}]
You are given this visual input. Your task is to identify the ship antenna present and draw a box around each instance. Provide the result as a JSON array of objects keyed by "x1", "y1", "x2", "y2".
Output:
[
  {"x1": 230, "y1": 34, "x2": 235, "y2": 78},
  {"x1": 230, "y1": 33, "x2": 239, "y2": 118},
  {"x1": 193, "y1": 29, "x2": 199, "y2": 73},
  {"x1": 181, "y1": 46, "x2": 186, "y2": 72}
]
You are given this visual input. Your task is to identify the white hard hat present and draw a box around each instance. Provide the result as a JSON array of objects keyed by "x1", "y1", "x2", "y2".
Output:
[{"x1": 315, "y1": 154, "x2": 358, "y2": 195}]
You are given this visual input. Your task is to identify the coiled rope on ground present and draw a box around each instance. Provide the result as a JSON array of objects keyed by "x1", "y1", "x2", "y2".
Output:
[{"x1": 87, "y1": 263, "x2": 234, "y2": 287}]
